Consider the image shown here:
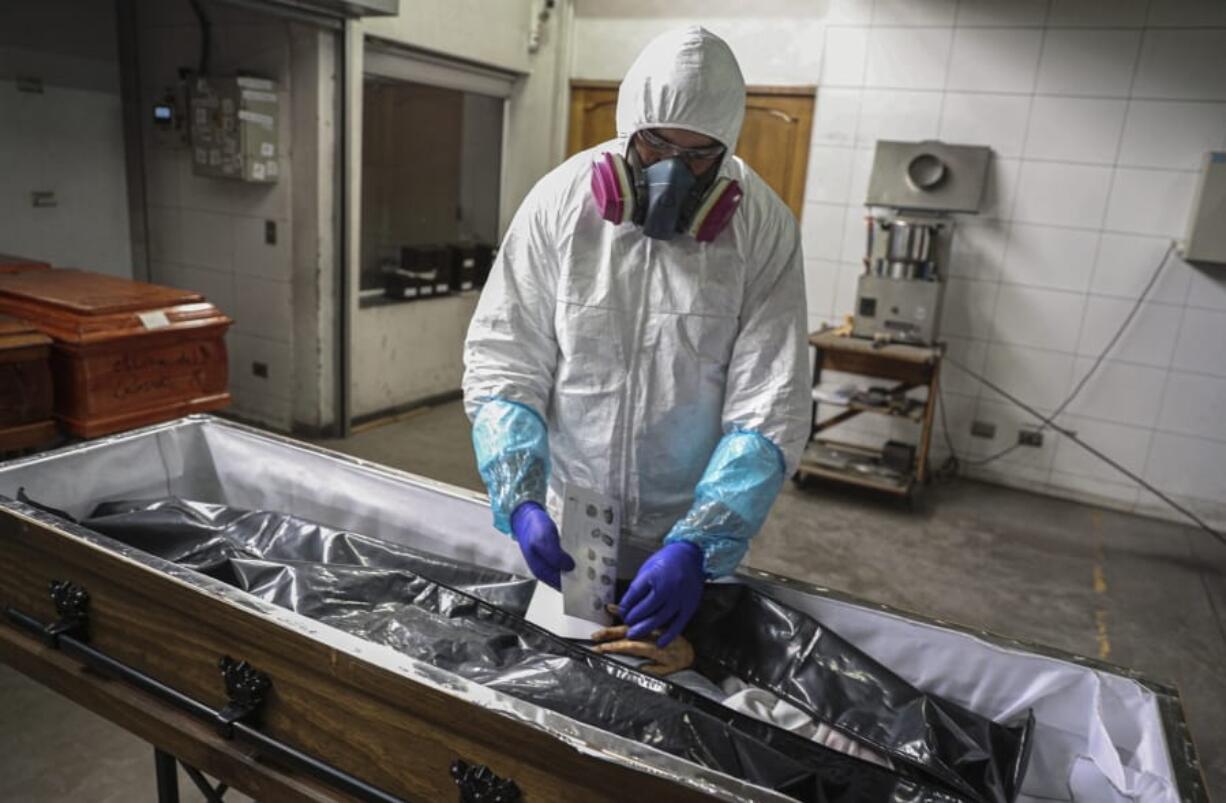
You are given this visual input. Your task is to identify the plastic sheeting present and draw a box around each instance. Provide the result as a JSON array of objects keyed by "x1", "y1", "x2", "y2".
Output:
[
  {"x1": 687, "y1": 585, "x2": 1033, "y2": 803},
  {"x1": 79, "y1": 497, "x2": 1031, "y2": 803},
  {"x1": 663, "y1": 429, "x2": 787, "y2": 577},
  {"x1": 470, "y1": 399, "x2": 550, "y2": 534}
]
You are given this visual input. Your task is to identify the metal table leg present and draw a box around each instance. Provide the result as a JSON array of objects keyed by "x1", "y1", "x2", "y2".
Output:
[{"x1": 154, "y1": 748, "x2": 180, "y2": 803}]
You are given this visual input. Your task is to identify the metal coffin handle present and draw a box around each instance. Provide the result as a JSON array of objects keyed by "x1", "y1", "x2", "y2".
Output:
[
  {"x1": 4, "y1": 580, "x2": 408, "y2": 803},
  {"x1": 450, "y1": 759, "x2": 522, "y2": 802}
]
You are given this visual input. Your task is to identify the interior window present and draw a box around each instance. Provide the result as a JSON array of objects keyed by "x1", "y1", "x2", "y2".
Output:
[{"x1": 359, "y1": 77, "x2": 503, "y2": 293}]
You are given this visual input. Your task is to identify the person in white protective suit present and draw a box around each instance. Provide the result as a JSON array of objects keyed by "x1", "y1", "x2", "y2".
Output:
[{"x1": 463, "y1": 26, "x2": 810, "y2": 648}]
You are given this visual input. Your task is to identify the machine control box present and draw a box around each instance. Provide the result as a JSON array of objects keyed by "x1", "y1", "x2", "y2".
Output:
[
  {"x1": 853, "y1": 274, "x2": 945, "y2": 344},
  {"x1": 189, "y1": 76, "x2": 279, "y2": 183},
  {"x1": 1182, "y1": 151, "x2": 1226, "y2": 268}
]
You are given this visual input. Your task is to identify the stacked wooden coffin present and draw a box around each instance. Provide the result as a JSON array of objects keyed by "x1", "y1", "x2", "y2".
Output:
[
  {"x1": 0, "y1": 314, "x2": 55, "y2": 452},
  {"x1": 0, "y1": 252, "x2": 51, "y2": 273},
  {"x1": 0, "y1": 268, "x2": 231, "y2": 438}
]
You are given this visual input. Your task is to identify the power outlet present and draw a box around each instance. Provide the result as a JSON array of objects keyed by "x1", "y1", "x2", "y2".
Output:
[
  {"x1": 1018, "y1": 429, "x2": 1043, "y2": 447},
  {"x1": 970, "y1": 420, "x2": 996, "y2": 439}
]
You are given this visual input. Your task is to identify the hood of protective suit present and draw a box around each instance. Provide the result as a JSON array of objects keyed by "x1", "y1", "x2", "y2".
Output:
[{"x1": 616, "y1": 26, "x2": 746, "y2": 151}]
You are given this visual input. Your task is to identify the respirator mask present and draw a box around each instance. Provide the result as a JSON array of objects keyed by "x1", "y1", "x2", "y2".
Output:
[{"x1": 590, "y1": 130, "x2": 743, "y2": 243}]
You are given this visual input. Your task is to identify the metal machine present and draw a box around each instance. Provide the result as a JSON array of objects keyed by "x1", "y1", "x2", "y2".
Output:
[{"x1": 853, "y1": 140, "x2": 991, "y2": 344}]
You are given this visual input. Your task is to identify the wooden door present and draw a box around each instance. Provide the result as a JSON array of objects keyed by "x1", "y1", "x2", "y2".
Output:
[
  {"x1": 567, "y1": 81, "x2": 815, "y2": 218},
  {"x1": 567, "y1": 83, "x2": 620, "y2": 162}
]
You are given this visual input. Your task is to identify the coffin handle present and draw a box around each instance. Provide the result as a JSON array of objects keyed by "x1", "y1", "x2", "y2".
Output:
[
  {"x1": 216, "y1": 655, "x2": 272, "y2": 739},
  {"x1": 43, "y1": 579, "x2": 90, "y2": 647},
  {"x1": 450, "y1": 759, "x2": 522, "y2": 802}
]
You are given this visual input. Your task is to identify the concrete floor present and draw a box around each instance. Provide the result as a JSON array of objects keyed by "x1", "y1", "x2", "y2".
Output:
[{"x1": 3, "y1": 399, "x2": 1223, "y2": 800}]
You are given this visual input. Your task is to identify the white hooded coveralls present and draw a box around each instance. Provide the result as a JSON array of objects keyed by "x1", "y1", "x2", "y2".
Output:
[{"x1": 463, "y1": 27, "x2": 810, "y2": 576}]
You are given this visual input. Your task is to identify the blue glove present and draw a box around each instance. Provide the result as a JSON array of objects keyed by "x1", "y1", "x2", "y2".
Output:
[
  {"x1": 511, "y1": 502, "x2": 575, "y2": 590},
  {"x1": 619, "y1": 541, "x2": 705, "y2": 647}
]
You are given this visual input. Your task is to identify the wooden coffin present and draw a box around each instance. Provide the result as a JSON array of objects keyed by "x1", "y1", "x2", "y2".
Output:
[
  {"x1": 0, "y1": 418, "x2": 1209, "y2": 803},
  {"x1": 0, "y1": 269, "x2": 230, "y2": 438},
  {"x1": 0, "y1": 315, "x2": 56, "y2": 452},
  {"x1": 0, "y1": 252, "x2": 51, "y2": 273}
]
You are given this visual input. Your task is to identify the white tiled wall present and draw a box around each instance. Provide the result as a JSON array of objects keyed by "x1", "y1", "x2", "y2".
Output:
[
  {"x1": 805, "y1": 0, "x2": 1226, "y2": 527},
  {"x1": 0, "y1": 0, "x2": 133, "y2": 277},
  {"x1": 137, "y1": 0, "x2": 296, "y2": 431},
  {"x1": 566, "y1": 3, "x2": 1226, "y2": 527}
]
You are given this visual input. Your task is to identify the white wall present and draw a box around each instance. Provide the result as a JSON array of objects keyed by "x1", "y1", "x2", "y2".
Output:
[
  {"x1": 571, "y1": 1, "x2": 1226, "y2": 529},
  {"x1": 137, "y1": 0, "x2": 334, "y2": 433},
  {"x1": 570, "y1": 0, "x2": 824, "y2": 85},
  {"x1": 352, "y1": 294, "x2": 481, "y2": 418},
  {"x1": 0, "y1": 0, "x2": 133, "y2": 277},
  {"x1": 459, "y1": 92, "x2": 503, "y2": 245}
]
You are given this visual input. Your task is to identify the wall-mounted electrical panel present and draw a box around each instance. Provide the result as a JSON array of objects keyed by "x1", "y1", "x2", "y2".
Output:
[
  {"x1": 1181, "y1": 151, "x2": 1226, "y2": 268},
  {"x1": 189, "y1": 76, "x2": 279, "y2": 183}
]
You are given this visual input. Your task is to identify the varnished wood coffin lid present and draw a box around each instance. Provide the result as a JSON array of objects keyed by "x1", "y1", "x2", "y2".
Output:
[
  {"x1": 0, "y1": 314, "x2": 53, "y2": 352},
  {"x1": 0, "y1": 253, "x2": 51, "y2": 273},
  {"x1": 0, "y1": 269, "x2": 230, "y2": 345}
]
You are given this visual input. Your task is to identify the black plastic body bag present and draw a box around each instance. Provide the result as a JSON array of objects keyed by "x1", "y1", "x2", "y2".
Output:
[{"x1": 77, "y1": 497, "x2": 1031, "y2": 802}]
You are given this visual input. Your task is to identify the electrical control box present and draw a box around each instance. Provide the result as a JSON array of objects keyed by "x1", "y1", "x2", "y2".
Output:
[
  {"x1": 1182, "y1": 151, "x2": 1226, "y2": 268},
  {"x1": 189, "y1": 76, "x2": 279, "y2": 183},
  {"x1": 853, "y1": 273, "x2": 945, "y2": 344}
]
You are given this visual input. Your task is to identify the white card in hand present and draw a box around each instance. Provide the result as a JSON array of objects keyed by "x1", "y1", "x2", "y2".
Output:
[{"x1": 559, "y1": 481, "x2": 620, "y2": 627}]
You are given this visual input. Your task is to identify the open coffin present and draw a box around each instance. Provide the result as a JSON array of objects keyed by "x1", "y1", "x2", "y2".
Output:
[{"x1": 0, "y1": 416, "x2": 1207, "y2": 802}]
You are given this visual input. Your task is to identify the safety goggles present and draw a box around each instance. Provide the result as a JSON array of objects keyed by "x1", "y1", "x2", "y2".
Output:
[{"x1": 635, "y1": 128, "x2": 726, "y2": 162}]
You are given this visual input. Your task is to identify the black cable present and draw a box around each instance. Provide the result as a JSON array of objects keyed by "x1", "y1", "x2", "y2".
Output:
[
  {"x1": 1051, "y1": 241, "x2": 1175, "y2": 423},
  {"x1": 933, "y1": 241, "x2": 1224, "y2": 544},
  {"x1": 935, "y1": 393, "x2": 1021, "y2": 473},
  {"x1": 942, "y1": 352, "x2": 1225, "y2": 546},
  {"x1": 947, "y1": 241, "x2": 1175, "y2": 471},
  {"x1": 940, "y1": 240, "x2": 1171, "y2": 470},
  {"x1": 189, "y1": 0, "x2": 211, "y2": 76}
]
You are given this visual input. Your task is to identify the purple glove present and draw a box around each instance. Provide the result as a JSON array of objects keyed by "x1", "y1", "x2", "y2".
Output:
[
  {"x1": 619, "y1": 541, "x2": 705, "y2": 647},
  {"x1": 511, "y1": 502, "x2": 575, "y2": 590}
]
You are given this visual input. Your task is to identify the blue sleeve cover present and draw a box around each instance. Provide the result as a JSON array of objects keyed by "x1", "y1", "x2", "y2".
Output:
[
  {"x1": 471, "y1": 399, "x2": 550, "y2": 533},
  {"x1": 663, "y1": 429, "x2": 785, "y2": 578}
]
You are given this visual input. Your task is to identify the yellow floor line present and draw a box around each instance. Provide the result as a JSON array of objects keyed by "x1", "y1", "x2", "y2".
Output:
[{"x1": 1091, "y1": 510, "x2": 1111, "y2": 660}]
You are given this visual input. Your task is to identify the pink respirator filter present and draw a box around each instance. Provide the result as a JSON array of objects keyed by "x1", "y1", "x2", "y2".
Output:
[
  {"x1": 688, "y1": 178, "x2": 743, "y2": 243},
  {"x1": 590, "y1": 153, "x2": 635, "y2": 224}
]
